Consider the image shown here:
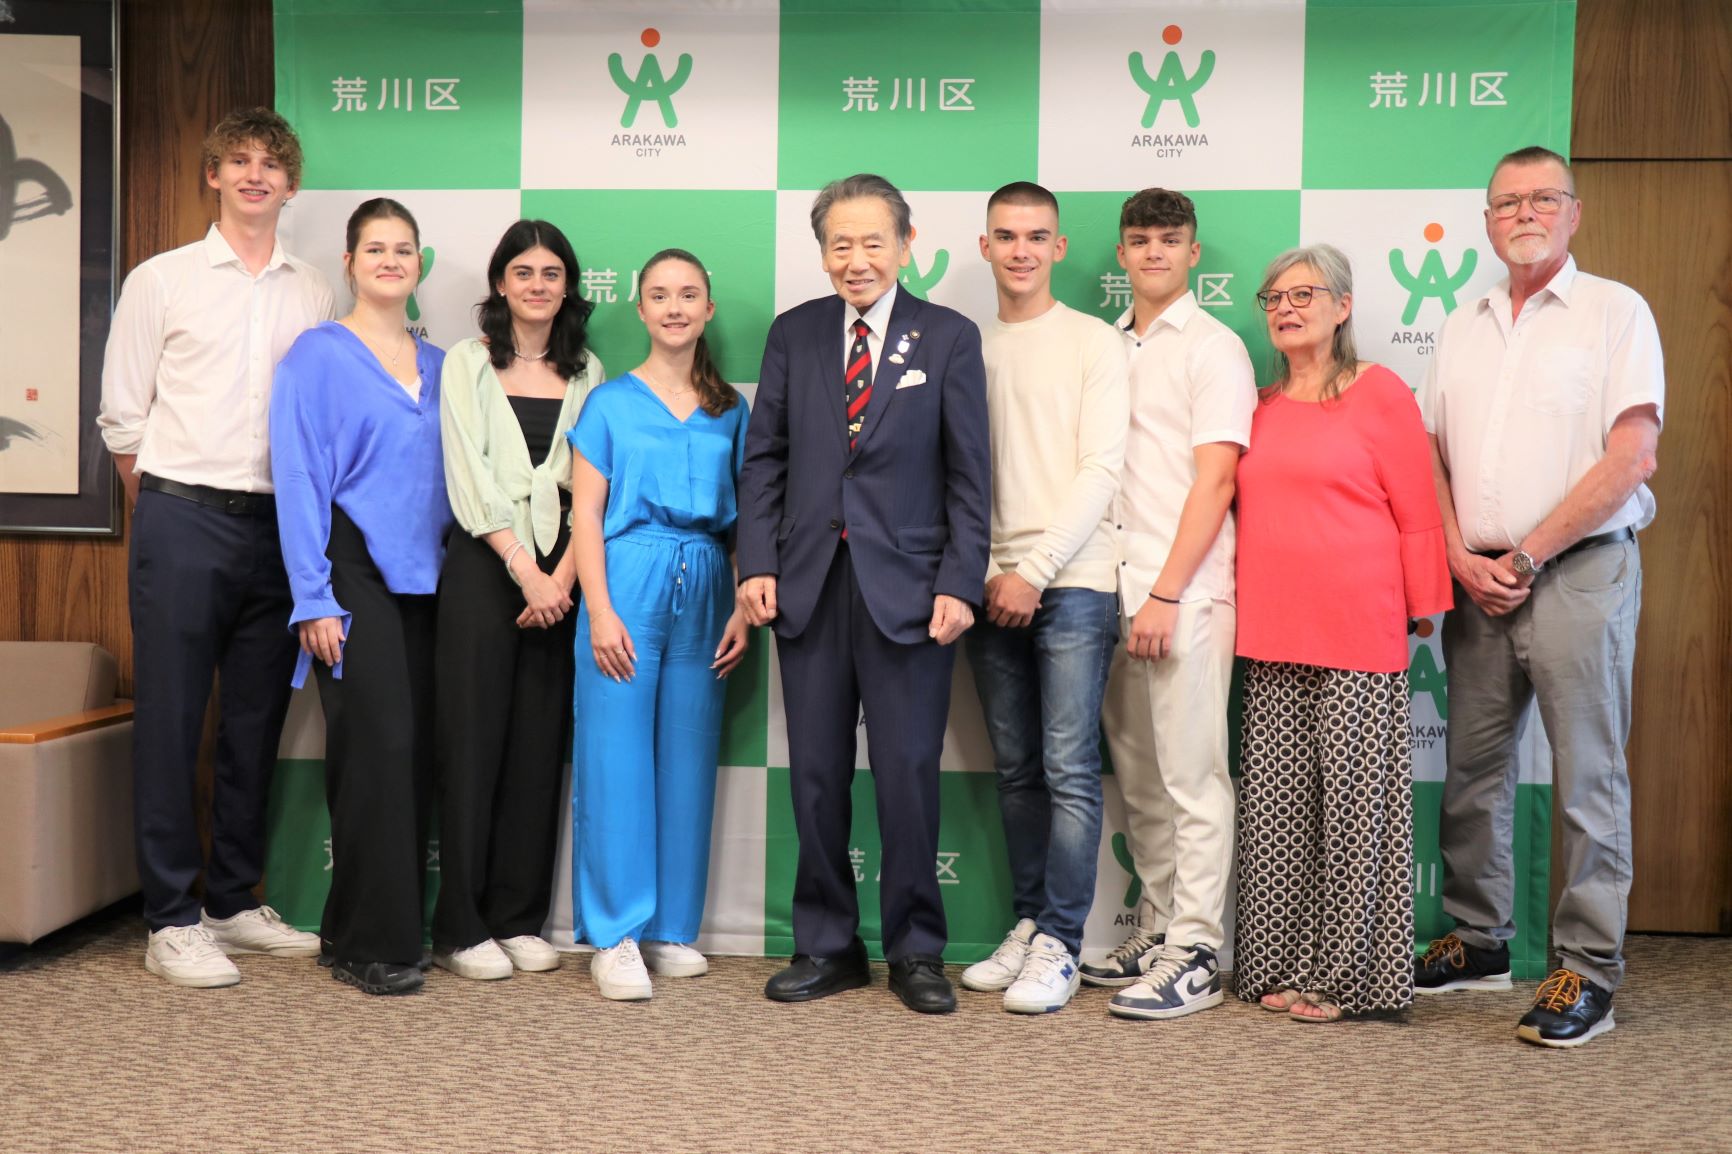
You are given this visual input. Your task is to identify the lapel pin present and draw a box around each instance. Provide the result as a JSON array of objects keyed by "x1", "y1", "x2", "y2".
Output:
[
  {"x1": 896, "y1": 339, "x2": 911, "y2": 355},
  {"x1": 888, "y1": 352, "x2": 905, "y2": 364}
]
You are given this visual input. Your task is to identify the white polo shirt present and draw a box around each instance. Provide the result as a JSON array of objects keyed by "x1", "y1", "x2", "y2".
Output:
[
  {"x1": 1113, "y1": 292, "x2": 1256, "y2": 611},
  {"x1": 1419, "y1": 256, "x2": 1665, "y2": 552},
  {"x1": 98, "y1": 224, "x2": 335, "y2": 493}
]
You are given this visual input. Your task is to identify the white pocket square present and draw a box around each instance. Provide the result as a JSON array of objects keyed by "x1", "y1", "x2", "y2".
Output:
[{"x1": 896, "y1": 370, "x2": 927, "y2": 389}]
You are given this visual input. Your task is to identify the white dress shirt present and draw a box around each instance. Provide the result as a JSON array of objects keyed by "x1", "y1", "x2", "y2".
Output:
[
  {"x1": 840, "y1": 282, "x2": 897, "y2": 379},
  {"x1": 98, "y1": 224, "x2": 335, "y2": 493},
  {"x1": 1113, "y1": 292, "x2": 1256, "y2": 610},
  {"x1": 1420, "y1": 256, "x2": 1665, "y2": 552}
]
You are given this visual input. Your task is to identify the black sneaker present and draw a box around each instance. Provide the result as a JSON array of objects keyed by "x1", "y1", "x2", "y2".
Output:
[
  {"x1": 1079, "y1": 926, "x2": 1164, "y2": 988},
  {"x1": 1414, "y1": 933, "x2": 1512, "y2": 993},
  {"x1": 1517, "y1": 969, "x2": 1615, "y2": 1048}
]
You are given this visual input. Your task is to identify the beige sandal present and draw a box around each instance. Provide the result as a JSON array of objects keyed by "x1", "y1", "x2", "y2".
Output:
[
  {"x1": 1288, "y1": 991, "x2": 1344, "y2": 1023},
  {"x1": 1260, "y1": 988, "x2": 1303, "y2": 1013}
]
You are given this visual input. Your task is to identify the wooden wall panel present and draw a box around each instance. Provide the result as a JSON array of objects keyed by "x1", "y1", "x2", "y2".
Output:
[
  {"x1": 1574, "y1": 160, "x2": 1732, "y2": 933},
  {"x1": 0, "y1": 0, "x2": 273, "y2": 696},
  {"x1": 1574, "y1": 0, "x2": 1732, "y2": 160}
]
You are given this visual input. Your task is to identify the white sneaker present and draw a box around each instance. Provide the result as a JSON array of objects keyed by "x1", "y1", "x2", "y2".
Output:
[
  {"x1": 497, "y1": 934, "x2": 562, "y2": 972},
  {"x1": 433, "y1": 939, "x2": 514, "y2": 981},
  {"x1": 1003, "y1": 932, "x2": 1081, "y2": 1014},
  {"x1": 641, "y1": 940, "x2": 709, "y2": 977},
  {"x1": 961, "y1": 917, "x2": 1037, "y2": 992},
  {"x1": 592, "y1": 937, "x2": 653, "y2": 1001},
  {"x1": 201, "y1": 906, "x2": 321, "y2": 958},
  {"x1": 145, "y1": 924, "x2": 241, "y2": 988},
  {"x1": 1079, "y1": 925, "x2": 1165, "y2": 987},
  {"x1": 1108, "y1": 943, "x2": 1224, "y2": 1020}
]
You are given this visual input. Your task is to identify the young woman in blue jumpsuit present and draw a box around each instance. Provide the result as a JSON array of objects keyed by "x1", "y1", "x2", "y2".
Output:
[{"x1": 567, "y1": 248, "x2": 750, "y2": 1000}]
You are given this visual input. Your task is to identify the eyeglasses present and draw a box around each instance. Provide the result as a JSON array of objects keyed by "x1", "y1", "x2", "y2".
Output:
[
  {"x1": 1487, "y1": 188, "x2": 1575, "y2": 218},
  {"x1": 1254, "y1": 285, "x2": 1332, "y2": 311}
]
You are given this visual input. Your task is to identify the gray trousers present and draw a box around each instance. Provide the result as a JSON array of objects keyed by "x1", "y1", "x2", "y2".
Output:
[{"x1": 1439, "y1": 537, "x2": 1641, "y2": 991}]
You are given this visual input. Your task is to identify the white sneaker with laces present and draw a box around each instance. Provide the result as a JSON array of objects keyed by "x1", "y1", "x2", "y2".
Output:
[
  {"x1": 145, "y1": 924, "x2": 241, "y2": 988},
  {"x1": 1108, "y1": 943, "x2": 1223, "y2": 1020},
  {"x1": 1079, "y1": 924, "x2": 1165, "y2": 987},
  {"x1": 433, "y1": 939, "x2": 514, "y2": 980},
  {"x1": 1002, "y1": 932, "x2": 1081, "y2": 1014},
  {"x1": 201, "y1": 906, "x2": 321, "y2": 958},
  {"x1": 641, "y1": 940, "x2": 708, "y2": 977},
  {"x1": 592, "y1": 937, "x2": 653, "y2": 1001},
  {"x1": 961, "y1": 917, "x2": 1037, "y2": 992},
  {"x1": 497, "y1": 934, "x2": 562, "y2": 972}
]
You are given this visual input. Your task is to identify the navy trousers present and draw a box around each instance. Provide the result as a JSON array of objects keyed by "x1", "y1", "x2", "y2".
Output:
[
  {"x1": 776, "y1": 545, "x2": 954, "y2": 962},
  {"x1": 129, "y1": 485, "x2": 299, "y2": 931}
]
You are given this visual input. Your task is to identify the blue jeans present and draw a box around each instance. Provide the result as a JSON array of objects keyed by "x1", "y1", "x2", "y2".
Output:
[{"x1": 966, "y1": 586, "x2": 1117, "y2": 955}]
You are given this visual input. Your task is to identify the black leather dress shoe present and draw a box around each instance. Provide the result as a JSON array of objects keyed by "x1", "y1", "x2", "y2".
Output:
[
  {"x1": 1517, "y1": 969, "x2": 1615, "y2": 1047},
  {"x1": 331, "y1": 957, "x2": 425, "y2": 996},
  {"x1": 888, "y1": 955, "x2": 956, "y2": 1014},
  {"x1": 765, "y1": 941, "x2": 871, "y2": 1003}
]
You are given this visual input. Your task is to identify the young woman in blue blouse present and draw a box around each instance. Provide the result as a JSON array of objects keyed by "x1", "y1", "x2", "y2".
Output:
[
  {"x1": 270, "y1": 198, "x2": 453, "y2": 996},
  {"x1": 567, "y1": 248, "x2": 750, "y2": 1000}
]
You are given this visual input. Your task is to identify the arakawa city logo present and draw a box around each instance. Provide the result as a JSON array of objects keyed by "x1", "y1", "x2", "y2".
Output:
[
  {"x1": 608, "y1": 27, "x2": 690, "y2": 155},
  {"x1": 1128, "y1": 24, "x2": 1213, "y2": 154},
  {"x1": 1389, "y1": 221, "x2": 1478, "y2": 346}
]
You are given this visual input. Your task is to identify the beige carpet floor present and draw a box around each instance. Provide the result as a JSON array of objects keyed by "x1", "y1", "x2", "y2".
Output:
[{"x1": 3, "y1": 907, "x2": 1729, "y2": 1154}]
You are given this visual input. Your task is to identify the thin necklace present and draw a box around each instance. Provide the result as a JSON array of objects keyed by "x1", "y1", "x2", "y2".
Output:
[
  {"x1": 515, "y1": 347, "x2": 548, "y2": 362},
  {"x1": 638, "y1": 368, "x2": 694, "y2": 398},
  {"x1": 351, "y1": 320, "x2": 407, "y2": 369}
]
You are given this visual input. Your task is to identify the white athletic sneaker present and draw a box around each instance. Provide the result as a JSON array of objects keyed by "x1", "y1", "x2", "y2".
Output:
[
  {"x1": 145, "y1": 924, "x2": 241, "y2": 988},
  {"x1": 592, "y1": 937, "x2": 653, "y2": 1001},
  {"x1": 433, "y1": 939, "x2": 514, "y2": 981},
  {"x1": 641, "y1": 940, "x2": 709, "y2": 977},
  {"x1": 1002, "y1": 932, "x2": 1081, "y2": 1014},
  {"x1": 201, "y1": 906, "x2": 321, "y2": 958},
  {"x1": 1108, "y1": 943, "x2": 1223, "y2": 1020},
  {"x1": 497, "y1": 934, "x2": 562, "y2": 972},
  {"x1": 961, "y1": 917, "x2": 1037, "y2": 992}
]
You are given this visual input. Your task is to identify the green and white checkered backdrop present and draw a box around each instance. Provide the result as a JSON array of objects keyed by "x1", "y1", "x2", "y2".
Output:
[{"x1": 263, "y1": 0, "x2": 1574, "y2": 977}]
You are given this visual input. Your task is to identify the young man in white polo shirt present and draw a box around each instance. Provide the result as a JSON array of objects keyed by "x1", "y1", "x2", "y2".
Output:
[
  {"x1": 1087, "y1": 188, "x2": 1255, "y2": 1020},
  {"x1": 959, "y1": 181, "x2": 1128, "y2": 1014},
  {"x1": 1417, "y1": 146, "x2": 1663, "y2": 1048},
  {"x1": 98, "y1": 107, "x2": 333, "y2": 987}
]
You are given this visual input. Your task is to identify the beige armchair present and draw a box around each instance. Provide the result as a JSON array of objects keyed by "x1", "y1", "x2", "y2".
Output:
[{"x1": 0, "y1": 642, "x2": 138, "y2": 944}]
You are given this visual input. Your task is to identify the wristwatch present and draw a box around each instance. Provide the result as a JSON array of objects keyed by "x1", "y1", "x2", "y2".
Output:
[{"x1": 1511, "y1": 550, "x2": 1541, "y2": 578}]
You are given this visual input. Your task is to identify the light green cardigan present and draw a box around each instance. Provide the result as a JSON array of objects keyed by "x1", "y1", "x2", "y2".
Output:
[{"x1": 439, "y1": 336, "x2": 602, "y2": 583}]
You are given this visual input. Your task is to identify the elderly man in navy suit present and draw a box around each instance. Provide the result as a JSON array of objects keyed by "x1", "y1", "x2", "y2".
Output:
[{"x1": 738, "y1": 173, "x2": 991, "y2": 1014}]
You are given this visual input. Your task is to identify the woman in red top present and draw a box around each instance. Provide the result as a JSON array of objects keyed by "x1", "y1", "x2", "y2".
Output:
[{"x1": 1233, "y1": 244, "x2": 1451, "y2": 1021}]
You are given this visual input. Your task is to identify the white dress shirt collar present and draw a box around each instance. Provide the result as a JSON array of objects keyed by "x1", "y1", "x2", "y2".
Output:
[
  {"x1": 1116, "y1": 290, "x2": 1199, "y2": 341},
  {"x1": 202, "y1": 222, "x2": 290, "y2": 275},
  {"x1": 1483, "y1": 254, "x2": 1580, "y2": 318}
]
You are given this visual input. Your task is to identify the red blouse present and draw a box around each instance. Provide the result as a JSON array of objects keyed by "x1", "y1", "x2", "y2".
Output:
[{"x1": 1234, "y1": 364, "x2": 1452, "y2": 674}]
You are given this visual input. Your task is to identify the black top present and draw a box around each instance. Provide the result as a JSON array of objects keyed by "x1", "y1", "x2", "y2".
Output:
[{"x1": 507, "y1": 394, "x2": 564, "y2": 469}]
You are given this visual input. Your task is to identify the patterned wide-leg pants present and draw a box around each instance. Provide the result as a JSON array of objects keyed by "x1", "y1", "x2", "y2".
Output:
[{"x1": 1234, "y1": 659, "x2": 1416, "y2": 1014}]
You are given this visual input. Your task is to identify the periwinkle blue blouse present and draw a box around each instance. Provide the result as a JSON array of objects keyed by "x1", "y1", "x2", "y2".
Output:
[
  {"x1": 566, "y1": 372, "x2": 749, "y2": 543},
  {"x1": 270, "y1": 321, "x2": 454, "y2": 686}
]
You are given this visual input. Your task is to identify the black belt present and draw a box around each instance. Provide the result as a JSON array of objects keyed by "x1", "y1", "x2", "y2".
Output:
[
  {"x1": 1476, "y1": 525, "x2": 1633, "y2": 565},
  {"x1": 141, "y1": 474, "x2": 276, "y2": 517}
]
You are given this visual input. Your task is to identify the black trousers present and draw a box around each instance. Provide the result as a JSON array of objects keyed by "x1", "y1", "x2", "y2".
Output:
[
  {"x1": 315, "y1": 509, "x2": 436, "y2": 965},
  {"x1": 431, "y1": 524, "x2": 575, "y2": 951},
  {"x1": 129, "y1": 485, "x2": 299, "y2": 931},
  {"x1": 776, "y1": 545, "x2": 954, "y2": 962}
]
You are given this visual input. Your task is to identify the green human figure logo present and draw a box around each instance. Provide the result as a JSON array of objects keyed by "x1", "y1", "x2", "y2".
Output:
[
  {"x1": 609, "y1": 27, "x2": 693, "y2": 129},
  {"x1": 1389, "y1": 223, "x2": 1477, "y2": 325},
  {"x1": 898, "y1": 248, "x2": 948, "y2": 296},
  {"x1": 1111, "y1": 832, "x2": 1142, "y2": 909},
  {"x1": 406, "y1": 246, "x2": 435, "y2": 323},
  {"x1": 1129, "y1": 25, "x2": 1215, "y2": 129}
]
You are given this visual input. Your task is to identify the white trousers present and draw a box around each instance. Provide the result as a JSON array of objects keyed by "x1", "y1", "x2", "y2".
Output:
[{"x1": 1101, "y1": 598, "x2": 1236, "y2": 951}]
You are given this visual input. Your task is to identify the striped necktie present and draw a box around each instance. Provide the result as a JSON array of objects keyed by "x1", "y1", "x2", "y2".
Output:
[{"x1": 845, "y1": 317, "x2": 873, "y2": 450}]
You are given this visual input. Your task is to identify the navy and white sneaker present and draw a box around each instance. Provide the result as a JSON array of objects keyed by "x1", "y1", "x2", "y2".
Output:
[
  {"x1": 1002, "y1": 933, "x2": 1081, "y2": 1014},
  {"x1": 1079, "y1": 925, "x2": 1165, "y2": 988},
  {"x1": 1108, "y1": 943, "x2": 1222, "y2": 1020}
]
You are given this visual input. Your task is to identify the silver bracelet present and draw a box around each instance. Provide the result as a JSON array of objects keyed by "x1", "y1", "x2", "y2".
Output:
[{"x1": 501, "y1": 540, "x2": 527, "y2": 573}]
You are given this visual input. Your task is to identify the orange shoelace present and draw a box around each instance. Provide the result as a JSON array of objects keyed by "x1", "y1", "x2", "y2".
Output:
[
  {"x1": 1534, "y1": 969, "x2": 1584, "y2": 1011},
  {"x1": 1420, "y1": 934, "x2": 1466, "y2": 968}
]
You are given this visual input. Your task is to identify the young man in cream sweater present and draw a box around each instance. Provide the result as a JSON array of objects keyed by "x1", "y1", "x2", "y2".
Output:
[
  {"x1": 960, "y1": 182, "x2": 1128, "y2": 1014},
  {"x1": 1087, "y1": 188, "x2": 1255, "y2": 1021}
]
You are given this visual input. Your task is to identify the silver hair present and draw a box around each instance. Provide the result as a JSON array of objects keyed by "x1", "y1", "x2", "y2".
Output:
[
  {"x1": 809, "y1": 173, "x2": 913, "y2": 247},
  {"x1": 1259, "y1": 243, "x2": 1359, "y2": 401}
]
